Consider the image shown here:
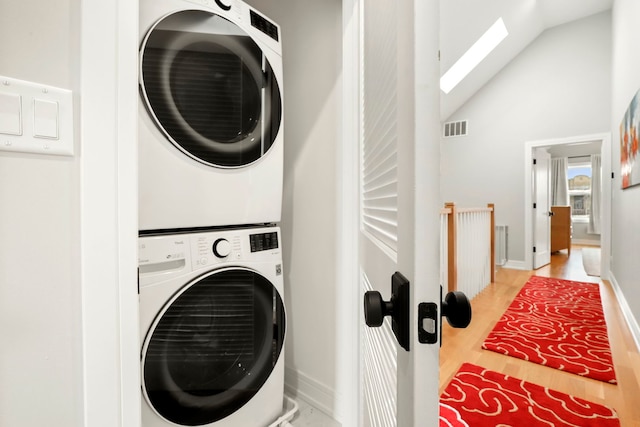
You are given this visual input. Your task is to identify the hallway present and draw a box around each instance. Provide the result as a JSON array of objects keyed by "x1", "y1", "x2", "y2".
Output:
[{"x1": 440, "y1": 246, "x2": 640, "y2": 426}]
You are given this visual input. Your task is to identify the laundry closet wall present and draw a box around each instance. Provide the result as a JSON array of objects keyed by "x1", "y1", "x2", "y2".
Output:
[
  {"x1": 245, "y1": 0, "x2": 344, "y2": 419},
  {"x1": 0, "y1": 0, "x2": 83, "y2": 425}
]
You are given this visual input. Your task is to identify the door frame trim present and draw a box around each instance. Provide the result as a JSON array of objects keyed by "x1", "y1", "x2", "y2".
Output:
[
  {"x1": 524, "y1": 132, "x2": 612, "y2": 275},
  {"x1": 80, "y1": 0, "x2": 140, "y2": 425},
  {"x1": 336, "y1": 0, "x2": 360, "y2": 424}
]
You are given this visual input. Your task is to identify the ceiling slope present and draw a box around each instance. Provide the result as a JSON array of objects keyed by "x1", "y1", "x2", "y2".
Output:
[{"x1": 440, "y1": 0, "x2": 612, "y2": 120}]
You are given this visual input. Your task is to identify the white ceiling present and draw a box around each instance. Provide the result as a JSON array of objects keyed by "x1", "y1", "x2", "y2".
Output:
[{"x1": 440, "y1": 0, "x2": 613, "y2": 120}]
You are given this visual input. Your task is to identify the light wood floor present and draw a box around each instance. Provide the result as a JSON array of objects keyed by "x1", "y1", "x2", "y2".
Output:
[{"x1": 439, "y1": 245, "x2": 640, "y2": 426}]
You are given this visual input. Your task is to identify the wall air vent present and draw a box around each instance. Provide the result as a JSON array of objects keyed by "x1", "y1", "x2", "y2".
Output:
[{"x1": 443, "y1": 120, "x2": 468, "y2": 138}]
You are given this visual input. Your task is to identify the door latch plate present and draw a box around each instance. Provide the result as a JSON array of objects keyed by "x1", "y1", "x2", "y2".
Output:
[{"x1": 418, "y1": 302, "x2": 438, "y2": 344}]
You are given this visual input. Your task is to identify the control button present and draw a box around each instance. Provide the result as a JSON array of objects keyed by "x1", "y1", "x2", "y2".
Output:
[
  {"x1": 33, "y1": 99, "x2": 58, "y2": 139},
  {"x1": 212, "y1": 238, "x2": 231, "y2": 258},
  {"x1": 0, "y1": 93, "x2": 22, "y2": 135}
]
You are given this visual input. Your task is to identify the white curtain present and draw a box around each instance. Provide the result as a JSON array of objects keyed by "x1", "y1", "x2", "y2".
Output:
[
  {"x1": 589, "y1": 154, "x2": 602, "y2": 234},
  {"x1": 550, "y1": 157, "x2": 569, "y2": 206}
]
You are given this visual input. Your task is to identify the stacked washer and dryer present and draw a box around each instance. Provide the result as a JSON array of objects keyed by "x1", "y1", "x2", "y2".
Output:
[{"x1": 137, "y1": 0, "x2": 286, "y2": 426}]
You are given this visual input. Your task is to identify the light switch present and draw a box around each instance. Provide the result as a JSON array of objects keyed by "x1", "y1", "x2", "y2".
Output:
[
  {"x1": 33, "y1": 99, "x2": 59, "y2": 139},
  {"x1": 0, "y1": 93, "x2": 22, "y2": 135},
  {"x1": 0, "y1": 75, "x2": 73, "y2": 156}
]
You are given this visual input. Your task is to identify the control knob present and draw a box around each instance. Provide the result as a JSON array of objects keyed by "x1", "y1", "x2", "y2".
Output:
[{"x1": 212, "y1": 238, "x2": 231, "y2": 258}]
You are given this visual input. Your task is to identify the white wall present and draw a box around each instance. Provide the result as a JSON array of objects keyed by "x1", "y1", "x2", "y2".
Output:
[
  {"x1": 0, "y1": 0, "x2": 83, "y2": 425},
  {"x1": 245, "y1": 0, "x2": 343, "y2": 417},
  {"x1": 572, "y1": 222, "x2": 601, "y2": 245},
  {"x1": 610, "y1": 0, "x2": 640, "y2": 338},
  {"x1": 440, "y1": 11, "x2": 611, "y2": 263}
]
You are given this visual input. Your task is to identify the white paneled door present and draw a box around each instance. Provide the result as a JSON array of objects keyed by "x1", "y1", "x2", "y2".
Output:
[
  {"x1": 357, "y1": 0, "x2": 441, "y2": 426},
  {"x1": 533, "y1": 148, "x2": 551, "y2": 269}
]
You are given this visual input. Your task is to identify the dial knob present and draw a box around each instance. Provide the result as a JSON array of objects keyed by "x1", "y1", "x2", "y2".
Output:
[{"x1": 212, "y1": 238, "x2": 231, "y2": 258}]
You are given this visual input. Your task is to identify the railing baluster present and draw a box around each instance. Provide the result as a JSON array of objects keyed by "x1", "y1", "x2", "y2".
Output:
[
  {"x1": 445, "y1": 202, "x2": 457, "y2": 293},
  {"x1": 440, "y1": 203, "x2": 495, "y2": 301}
]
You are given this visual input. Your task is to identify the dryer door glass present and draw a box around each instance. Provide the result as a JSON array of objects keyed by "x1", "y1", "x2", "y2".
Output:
[
  {"x1": 140, "y1": 10, "x2": 282, "y2": 168},
  {"x1": 142, "y1": 268, "x2": 286, "y2": 426}
]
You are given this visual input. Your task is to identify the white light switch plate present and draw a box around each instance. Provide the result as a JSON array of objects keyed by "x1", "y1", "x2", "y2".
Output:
[{"x1": 0, "y1": 76, "x2": 74, "y2": 156}]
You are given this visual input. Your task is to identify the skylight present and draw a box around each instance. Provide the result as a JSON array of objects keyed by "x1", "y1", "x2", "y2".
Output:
[{"x1": 440, "y1": 17, "x2": 509, "y2": 94}]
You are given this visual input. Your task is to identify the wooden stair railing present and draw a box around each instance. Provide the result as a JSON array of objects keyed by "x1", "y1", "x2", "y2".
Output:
[{"x1": 441, "y1": 203, "x2": 495, "y2": 296}]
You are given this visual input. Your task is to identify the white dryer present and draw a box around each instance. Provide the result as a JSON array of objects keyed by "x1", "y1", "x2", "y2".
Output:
[
  {"x1": 139, "y1": 0, "x2": 284, "y2": 231},
  {"x1": 138, "y1": 226, "x2": 286, "y2": 426}
]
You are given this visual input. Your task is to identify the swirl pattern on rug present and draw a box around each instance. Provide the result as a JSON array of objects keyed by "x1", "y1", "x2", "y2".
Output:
[
  {"x1": 440, "y1": 363, "x2": 620, "y2": 427},
  {"x1": 482, "y1": 275, "x2": 616, "y2": 383},
  {"x1": 439, "y1": 403, "x2": 469, "y2": 427}
]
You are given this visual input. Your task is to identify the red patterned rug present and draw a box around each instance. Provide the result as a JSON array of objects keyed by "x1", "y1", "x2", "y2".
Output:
[
  {"x1": 439, "y1": 363, "x2": 620, "y2": 427},
  {"x1": 482, "y1": 276, "x2": 616, "y2": 383}
]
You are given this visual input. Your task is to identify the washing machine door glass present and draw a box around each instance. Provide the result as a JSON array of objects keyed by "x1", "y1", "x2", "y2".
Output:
[
  {"x1": 142, "y1": 268, "x2": 286, "y2": 426},
  {"x1": 140, "y1": 10, "x2": 282, "y2": 168}
]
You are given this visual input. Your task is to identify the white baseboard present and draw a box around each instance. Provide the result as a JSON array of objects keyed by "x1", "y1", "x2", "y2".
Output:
[
  {"x1": 284, "y1": 366, "x2": 336, "y2": 420},
  {"x1": 608, "y1": 273, "x2": 640, "y2": 353},
  {"x1": 571, "y1": 239, "x2": 600, "y2": 246},
  {"x1": 501, "y1": 260, "x2": 527, "y2": 270}
]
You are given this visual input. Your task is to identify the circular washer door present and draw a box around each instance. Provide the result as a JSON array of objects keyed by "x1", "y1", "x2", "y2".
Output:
[
  {"x1": 140, "y1": 10, "x2": 282, "y2": 168},
  {"x1": 142, "y1": 268, "x2": 286, "y2": 426}
]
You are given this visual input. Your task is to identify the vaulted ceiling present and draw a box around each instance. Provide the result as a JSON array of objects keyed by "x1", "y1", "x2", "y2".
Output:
[{"x1": 440, "y1": 0, "x2": 613, "y2": 120}]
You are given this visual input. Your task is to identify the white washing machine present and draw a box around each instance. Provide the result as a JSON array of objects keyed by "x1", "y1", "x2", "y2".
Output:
[
  {"x1": 138, "y1": 226, "x2": 286, "y2": 426},
  {"x1": 139, "y1": 0, "x2": 284, "y2": 231}
]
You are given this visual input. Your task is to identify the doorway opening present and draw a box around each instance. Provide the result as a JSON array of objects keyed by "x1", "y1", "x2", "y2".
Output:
[{"x1": 524, "y1": 133, "x2": 612, "y2": 278}]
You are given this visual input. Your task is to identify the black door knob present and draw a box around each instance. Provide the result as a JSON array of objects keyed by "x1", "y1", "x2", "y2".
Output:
[
  {"x1": 364, "y1": 291, "x2": 393, "y2": 327},
  {"x1": 441, "y1": 291, "x2": 472, "y2": 328},
  {"x1": 363, "y1": 272, "x2": 411, "y2": 351}
]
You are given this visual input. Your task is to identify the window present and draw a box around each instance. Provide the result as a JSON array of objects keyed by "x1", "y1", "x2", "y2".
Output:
[{"x1": 567, "y1": 163, "x2": 591, "y2": 221}]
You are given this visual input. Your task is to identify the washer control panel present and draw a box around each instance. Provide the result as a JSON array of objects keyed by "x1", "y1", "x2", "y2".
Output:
[
  {"x1": 190, "y1": 227, "x2": 281, "y2": 270},
  {"x1": 139, "y1": 227, "x2": 281, "y2": 276},
  {"x1": 194, "y1": 234, "x2": 241, "y2": 267}
]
